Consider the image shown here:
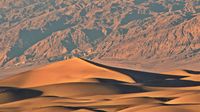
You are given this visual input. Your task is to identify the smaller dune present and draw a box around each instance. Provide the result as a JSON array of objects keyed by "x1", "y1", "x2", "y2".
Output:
[
  {"x1": 161, "y1": 69, "x2": 200, "y2": 85},
  {"x1": 34, "y1": 82, "x2": 146, "y2": 98},
  {"x1": 161, "y1": 70, "x2": 194, "y2": 76},
  {"x1": 118, "y1": 104, "x2": 162, "y2": 112},
  {"x1": 34, "y1": 82, "x2": 122, "y2": 97},
  {"x1": 182, "y1": 75, "x2": 200, "y2": 81},
  {"x1": 133, "y1": 106, "x2": 193, "y2": 112},
  {"x1": 167, "y1": 94, "x2": 200, "y2": 104}
]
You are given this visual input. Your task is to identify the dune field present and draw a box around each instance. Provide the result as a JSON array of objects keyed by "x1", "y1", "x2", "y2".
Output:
[
  {"x1": 0, "y1": 58, "x2": 199, "y2": 112},
  {"x1": 0, "y1": 0, "x2": 200, "y2": 112}
]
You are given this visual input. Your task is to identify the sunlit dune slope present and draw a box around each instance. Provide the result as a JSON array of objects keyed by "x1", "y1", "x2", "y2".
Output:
[
  {"x1": 167, "y1": 94, "x2": 200, "y2": 104},
  {"x1": 34, "y1": 82, "x2": 123, "y2": 97},
  {"x1": 161, "y1": 70, "x2": 195, "y2": 76},
  {"x1": 0, "y1": 58, "x2": 134, "y2": 88}
]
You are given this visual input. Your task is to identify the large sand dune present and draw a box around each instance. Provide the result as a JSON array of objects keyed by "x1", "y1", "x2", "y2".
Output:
[
  {"x1": 0, "y1": 58, "x2": 200, "y2": 112},
  {"x1": 0, "y1": 58, "x2": 134, "y2": 88}
]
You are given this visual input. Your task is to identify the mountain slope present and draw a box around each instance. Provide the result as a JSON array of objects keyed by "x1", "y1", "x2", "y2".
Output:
[{"x1": 0, "y1": 0, "x2": 200, "y2": 70}]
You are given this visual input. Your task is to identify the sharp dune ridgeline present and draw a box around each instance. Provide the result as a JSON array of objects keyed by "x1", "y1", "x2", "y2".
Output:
[{"x1": 0, "y1": 58, "x2": 200, "y2": 112}]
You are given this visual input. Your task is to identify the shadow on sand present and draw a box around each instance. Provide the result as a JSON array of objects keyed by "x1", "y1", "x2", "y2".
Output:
[
  {"x1": 82, "y1": 59, "x2": 200, "y2": 87},
  {"x1": 94, "y1": 78, "x2": 147, "y2": 93},
  {"x1": 184, "y1": 70, "x2": 200, "y2": 75},
  {"x1": 0, "y1": 87, "x2": 43, "y2": 104}
]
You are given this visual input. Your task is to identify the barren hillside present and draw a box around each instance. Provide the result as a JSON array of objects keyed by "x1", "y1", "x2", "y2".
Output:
[{"x1": 0, "y1": 0, "x2": 200, "y2": 69}]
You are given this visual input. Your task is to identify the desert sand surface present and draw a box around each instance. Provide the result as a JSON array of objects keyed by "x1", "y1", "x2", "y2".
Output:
[{"x1": 0, "y1": 58, "x2": 200, "y2": 112}]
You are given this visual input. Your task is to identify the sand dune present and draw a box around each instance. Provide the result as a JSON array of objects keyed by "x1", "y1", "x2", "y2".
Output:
[
  {"x1": 167, "y1": 94, "x2": 200, "y2": 104},
  {"x1": 161, "y1": 70, "x2": 195, "y2": 76},
  {"x1": 0, "y1": 58, "x2": 199, "y2": 112},
  {"x1": 0, "y1": 58, "x2": 134, "y2": 88},
  {"x1": 131, "y1": 105, "x2": 200, "y2": 112}
]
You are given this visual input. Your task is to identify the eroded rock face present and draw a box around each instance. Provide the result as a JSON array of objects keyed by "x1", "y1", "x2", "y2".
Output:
[{"x1": 0, "y1": 0, "x2": 200, "y2": 68}]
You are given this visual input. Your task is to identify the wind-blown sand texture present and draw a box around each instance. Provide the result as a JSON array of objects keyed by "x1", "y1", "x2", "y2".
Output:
[{"x1": 0, "y1": 58, "x2": 200, "y2": 112}]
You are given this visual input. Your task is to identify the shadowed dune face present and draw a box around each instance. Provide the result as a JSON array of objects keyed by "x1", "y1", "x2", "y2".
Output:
[
  {"x1": 0, "y1": 58, "x2": 200, "y2": 112},
  {"x1": 83, "y1": 59, "x2": 200, "y2": 87},
  {"x1": 0, "y1": 87, "x2": 42, "y2": 104},
  {"x1": 184, "y1": 70, "x2": 200, "y2": 75}
]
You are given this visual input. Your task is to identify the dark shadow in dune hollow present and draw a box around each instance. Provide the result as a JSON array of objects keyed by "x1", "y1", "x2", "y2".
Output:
[
  {"x1": 39, "y1": 106, "x2": 105, "y2": 112},
  {"x1": 184, "y1": 70, "x2": 200, "y2": 75},
  {"x1": 82, "y1": 58, "x2": 200, "y2": 87},
  {"x1": 94, "y1": 78, "x2": 147, "y2": 93},
  {"x1": 0, "y1": 87, "x2": 42, "y2": 104}
]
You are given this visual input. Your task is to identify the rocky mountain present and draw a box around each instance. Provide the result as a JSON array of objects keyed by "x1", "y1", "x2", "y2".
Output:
[{"x1": 0, "y1": 0, "x2": 200, "y2": 69}]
